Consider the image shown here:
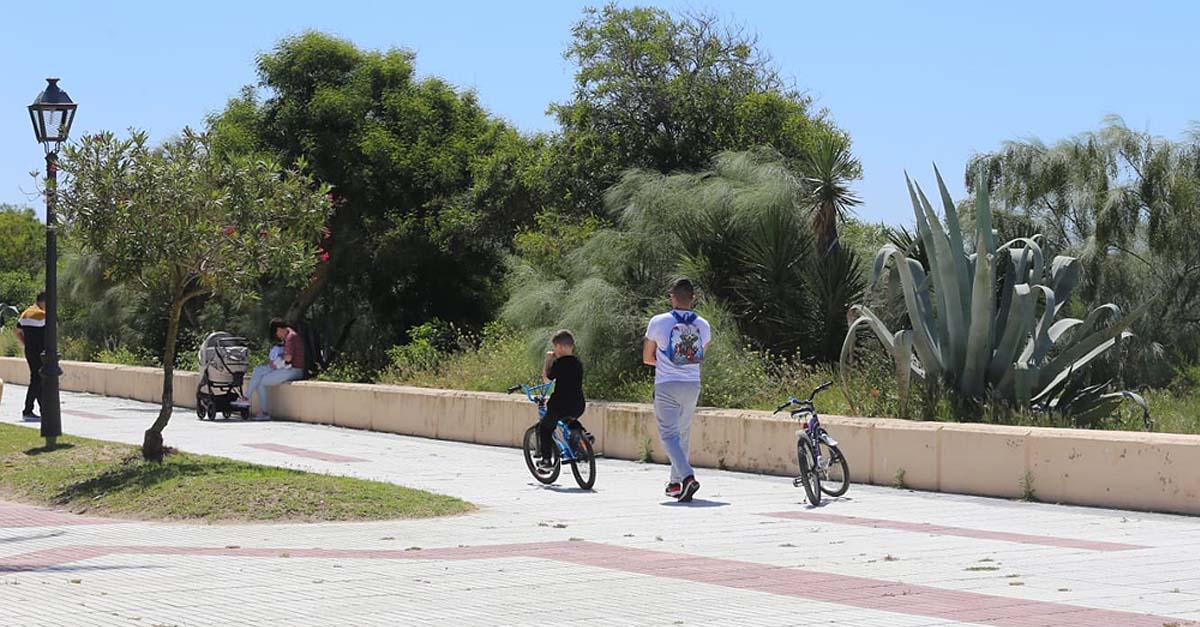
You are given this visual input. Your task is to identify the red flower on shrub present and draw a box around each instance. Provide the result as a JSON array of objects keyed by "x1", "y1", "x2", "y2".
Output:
[{"x1": 223, "y1": 226, "x2": 236, "y2": 236}]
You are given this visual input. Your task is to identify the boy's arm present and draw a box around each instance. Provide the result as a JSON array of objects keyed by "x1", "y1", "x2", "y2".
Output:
[
  {"x1": 542, "y1": 351, "x2": 555, "y2": 383},
  {"x1": 14, "y1": 327, "x2": 24, "y2": 346}
]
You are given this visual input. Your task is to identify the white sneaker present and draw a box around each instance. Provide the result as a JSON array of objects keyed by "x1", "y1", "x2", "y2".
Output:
[
  {"x1": 251, "y1": 414, "x2": 271, "y2": 422},
  {"x1": 231, "y1": 398, "x2": 250, "y2": 408}
]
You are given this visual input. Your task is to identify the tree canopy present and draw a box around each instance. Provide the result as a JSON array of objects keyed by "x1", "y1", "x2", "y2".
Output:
[
  {"x1": 547, "y1": 4, "x2": 856, "y2": 215},
  {"x1": 59, "y1": 129, "x2": 331, "y2": 459},
  {"x1": 208, "y1": 32, "x2": 548, "y2": 372}
]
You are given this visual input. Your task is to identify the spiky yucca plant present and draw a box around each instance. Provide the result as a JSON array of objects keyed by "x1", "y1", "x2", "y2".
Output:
[{"x1": 840, "y1": 167, "x2": 1150, "y2": 427}]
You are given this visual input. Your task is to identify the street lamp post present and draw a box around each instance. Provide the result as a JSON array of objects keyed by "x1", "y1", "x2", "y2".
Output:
[{"x1": 28, "y1": 77, "x2": 77, "y2": 449}]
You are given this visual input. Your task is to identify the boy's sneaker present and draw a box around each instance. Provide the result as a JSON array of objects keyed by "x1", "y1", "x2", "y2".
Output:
[
  {"x1": 21, "y1": 412, "x2": 40, "y2": 422},
  {"x1": 664, "y1": 482, "x2": 682, "y2": 498},
  {"x1": 678, "y1": 475, "x2": 700, "y2": 502}
]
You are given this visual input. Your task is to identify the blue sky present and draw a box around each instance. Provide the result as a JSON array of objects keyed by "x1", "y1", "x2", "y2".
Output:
[{"x1": 3, "y1": 0, "x2": 1198, "y2": 226}]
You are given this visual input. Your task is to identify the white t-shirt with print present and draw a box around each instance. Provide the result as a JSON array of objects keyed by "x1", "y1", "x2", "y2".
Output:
[{"x1": 645, "y1": 309, "x2": 712, "y2": 384}]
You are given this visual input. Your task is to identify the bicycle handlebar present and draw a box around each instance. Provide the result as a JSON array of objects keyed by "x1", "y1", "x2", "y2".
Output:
[
  {"x1": 506, "y1": 385, "x2": 522, "y2": 394},
  {"x1": 773, "y1": 381, "x2": 834, "y2": 414}
]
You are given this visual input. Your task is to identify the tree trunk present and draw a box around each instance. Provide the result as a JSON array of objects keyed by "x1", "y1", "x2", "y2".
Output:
[
  {"x1": 143, "y1": 296, "x2": 185, "y2": 462},
  {"x1": 812, "y1": 199, "x2": 839, "y2": 258},
  {"x1": 286, "y1": 257, "x2": 333, "y2": 322}
]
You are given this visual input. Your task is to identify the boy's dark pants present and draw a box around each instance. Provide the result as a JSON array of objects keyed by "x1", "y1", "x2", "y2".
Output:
[
  {"x1": 538, "y1": 410, "x2": 576, "y2": 460},
  {"x1": 24, "y1": 351, "x2": 43, "y2": 415}
]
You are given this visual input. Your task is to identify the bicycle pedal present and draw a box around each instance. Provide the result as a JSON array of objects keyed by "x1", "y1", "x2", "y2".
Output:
[{"x1": 792, "y1": 478, "x2": 803, "y2": 488}]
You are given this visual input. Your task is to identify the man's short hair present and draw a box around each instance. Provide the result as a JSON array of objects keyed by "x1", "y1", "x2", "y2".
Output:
[
  {"x1": 35, "y1": 291, "x2": 46, "y2": 303},
  {"x1": 669, "y1": 278, "x2": 695, "y2": 301},
  {"x1": 269, "y1": 317, "x2": 289, "y2": 340},
  {"x1": 551, "y1": 329, "x2": 575, "y2": 347}
]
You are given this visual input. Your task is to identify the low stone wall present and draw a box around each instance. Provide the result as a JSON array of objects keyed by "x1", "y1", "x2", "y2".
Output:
[{"x1": 2, "y1": 356, "x2": 1197, "y2": 515}]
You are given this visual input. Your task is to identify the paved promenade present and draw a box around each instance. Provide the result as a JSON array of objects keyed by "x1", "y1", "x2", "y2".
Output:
[{"x1": 1, "y1": 385, "x2": 1198, "y2": 626}]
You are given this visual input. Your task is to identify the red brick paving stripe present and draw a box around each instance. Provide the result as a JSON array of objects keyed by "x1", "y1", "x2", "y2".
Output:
[
  {"x1": 242, "y1": 443, "x2": 366, "y2": 463},
  {"x1": 0, "y1": 502, "x2": 113, "y2": 528},
  {"x1": 0, "y1": 541, "x2": 1188, "y2": 626},
  {"x1": 62, "y1": 409, "x2": 118, "y2": 420},
  {"x1": 761, "y1": 511, "x2": 1147, "y2": 552}
]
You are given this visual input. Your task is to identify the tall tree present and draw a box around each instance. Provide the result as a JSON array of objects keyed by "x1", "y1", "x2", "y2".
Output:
[
  {"x1": 549, "y1": 4, "x2": 855, "y2": 215},
  {"x1": 59, "y1": 129, "x2": 331, "y2": 460},
  {"x1": 802, "y1": 135, "x2": 863, "y2": 256},
  {"x1": 208, "y1": 32, "x2": 547, "y2": 369}
]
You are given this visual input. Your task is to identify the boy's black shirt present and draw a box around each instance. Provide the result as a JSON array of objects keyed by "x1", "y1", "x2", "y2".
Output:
[{"x1": 547, "y1": 355, "x2": 586, "y2": 417}]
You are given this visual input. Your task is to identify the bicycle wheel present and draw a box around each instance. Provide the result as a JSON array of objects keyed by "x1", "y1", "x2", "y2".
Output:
[
  {"x1": 817, "y1": 440, "x2": 850, "y2": 497},
  {"x1": 570, "y1": 431, "x2": 596, "y2": 490},
  {"x1": 795, "y1": 436, "x2": 822, "y2": 505},
  {"x1": 522, "y1": 425, "x2": 560, "y2": 484}
]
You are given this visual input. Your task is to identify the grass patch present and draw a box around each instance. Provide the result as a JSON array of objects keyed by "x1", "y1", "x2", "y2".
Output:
[{"x1": 0, "y1": 423, "x2": 473, "y2": 523}]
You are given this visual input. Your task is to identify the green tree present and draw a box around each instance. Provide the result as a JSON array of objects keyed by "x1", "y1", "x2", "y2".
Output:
[
  {"x1": 968, "y1": 118, "x2": 1200, "y2": 386},
  {"x1": 208, "y1": 32, "x2": 547, "y2": 371},
  {"x1": 548, "y1": 4, "x2": 855, "y2": 215},
  {"x1": 0, "y1": 204, "x2": 45, "y2": 308},
  {"x1": 58, "y1": 129, "x2": 331, "y2": 460}
]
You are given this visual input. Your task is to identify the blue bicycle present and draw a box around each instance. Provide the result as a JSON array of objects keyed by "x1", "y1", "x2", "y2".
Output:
[
  {"x1": 774, "y1": 381, "x2": 850, "y2": 505},
  {"x1": 507, "y1": 381, "x2": 596, "y2": 490}
]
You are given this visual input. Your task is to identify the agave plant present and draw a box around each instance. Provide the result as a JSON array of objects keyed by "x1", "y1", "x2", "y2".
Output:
[{"x1": 840, "y1": 167, "x2": 1150, "y2": 427}]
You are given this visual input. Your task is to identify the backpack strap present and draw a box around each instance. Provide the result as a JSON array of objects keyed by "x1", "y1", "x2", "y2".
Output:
[{"x1": 671, "y1": 310, "x2": 697, "y2": 325}]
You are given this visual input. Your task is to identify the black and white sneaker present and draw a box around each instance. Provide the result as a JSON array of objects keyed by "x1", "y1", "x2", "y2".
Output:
[
  {"x1": 665, "y1": 482, "x2": 682, "y2": 498},
  {"x1": 21, "y1": 412, "x2": 40, "y2": 422},
  {"x1": 678, "y1": 475, "x2": 700, "y2": 502}
]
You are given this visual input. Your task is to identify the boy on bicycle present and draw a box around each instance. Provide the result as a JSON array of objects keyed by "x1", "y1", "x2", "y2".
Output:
[{"x1": 537, "y1": 329, "x2": 586, "y2": 469}]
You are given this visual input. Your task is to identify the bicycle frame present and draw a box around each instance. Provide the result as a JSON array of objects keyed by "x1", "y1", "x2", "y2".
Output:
[{"x1": 510, "y1": 381, "x2": 580, "y2": 462}]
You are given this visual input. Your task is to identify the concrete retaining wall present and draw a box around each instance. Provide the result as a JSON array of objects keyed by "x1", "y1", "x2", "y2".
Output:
[{"x1": 2, "y1": 356, "x2": 1197, "y2": 515}]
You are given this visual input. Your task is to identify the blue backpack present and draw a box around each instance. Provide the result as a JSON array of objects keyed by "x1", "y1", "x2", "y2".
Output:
[{"x1": 663, "y1": 311, "x2": 704, "y2": 365}]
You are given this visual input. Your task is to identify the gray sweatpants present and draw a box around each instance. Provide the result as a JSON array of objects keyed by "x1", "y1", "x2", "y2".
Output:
[{"x1": 653, "y1": 380, "x2": 701, "y2": 482}]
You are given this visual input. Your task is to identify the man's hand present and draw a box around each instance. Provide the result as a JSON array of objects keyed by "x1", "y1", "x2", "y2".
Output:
[
  {"x1": 542, "y1": 351, "x2": 555, "y2": 382},
  {"x1": 14, "y1": 328, "x2": 24, "y2": 346}
]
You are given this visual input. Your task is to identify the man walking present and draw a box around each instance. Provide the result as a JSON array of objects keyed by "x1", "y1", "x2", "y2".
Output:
[
  {"x1": 642, "y1": 278, "x2": 711, "y2": 502},
  {"x1": 14, "y1": 292, "x2": 46, "y2": 421}
]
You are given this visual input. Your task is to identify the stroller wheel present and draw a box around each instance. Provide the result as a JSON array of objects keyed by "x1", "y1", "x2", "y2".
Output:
[
  {"x1": 239, "y1": 407, "x2": 250, "y2": 420},
  {"x1": 222, "y1": 410, "x2": 232, "y2": 420},
  {"x1": 196, "y1": 396, "x2": 207, "y2": 419},
  {"x1": 206, "y1": 404, "x2": 217, "y2": 420}
]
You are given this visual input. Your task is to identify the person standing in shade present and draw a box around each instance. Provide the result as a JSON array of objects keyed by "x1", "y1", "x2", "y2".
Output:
[
  {"x1": 642, "y1": 278, "x2": 711, "y2": 502},
  {"x1": 13, "y1": 292, "x2": 47, "y2": 421}
]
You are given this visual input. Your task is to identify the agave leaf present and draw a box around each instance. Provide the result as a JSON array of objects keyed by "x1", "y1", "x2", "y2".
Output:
[
  {"x1": 840, "y1": 307, "x2": 896, "y2": 414},
  {"x1": 1048, "y1": 256, "x2": 1081, "y2": 314},
  {"x1": 1034, "y1": 300, "x2": 1151, "y2": 402},
  {"x1": 1027, "y1": 285, "x2": 1058, "y2": 365},
  {"x1": 993, "y1": 249, "x2": 1019, "y2": 338},
  {"x1": 997, "y1": 237, "x2": 1044, "y2": 284},
  {"x1": 1013, "y1": 363, "x2": 1039, "y2": 409},
  {"x1": 961, "y1": 227, "x2": 995, "y2": 396},
  {"x1": 893, "y1": 329, "x2": 915, "y2": 418},
  {"x1": 916, "y1": 182, "x2": 967, "y2": 373},
  {"x1": 934, "y1": 164, "x2": 971, "y2": 303},
  {"x1": 989, "y1": 283, "x2": 1034, "y2": 382},
  {"x1": 972, "y1": 174, "x2": 997, "y2": 257},
  {"x1": 906, "y1": 175, "x2": 950, "y2": 369}
]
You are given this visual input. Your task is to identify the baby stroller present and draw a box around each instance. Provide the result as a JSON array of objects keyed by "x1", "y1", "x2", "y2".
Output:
[{"x1": 196, "y1": 331, "x2": 251, "y2": 420}]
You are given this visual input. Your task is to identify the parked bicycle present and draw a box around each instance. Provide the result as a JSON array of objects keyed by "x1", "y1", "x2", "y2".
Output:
[
  {"x1": 774, "y1": 381, "x2": 850, "y2": 505},
  {"x1": 508, "y1": 381, "x2": 597, "y2": 490}
]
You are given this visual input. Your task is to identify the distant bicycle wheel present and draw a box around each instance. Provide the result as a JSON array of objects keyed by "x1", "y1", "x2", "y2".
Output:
[
  {"x1": 795, "y1": 436, "x2": 821, "y2": 505},
  {"x1": 523, "y1": 425, "x2": 560, "y2": 484},
  {"x1": 816, "y1": 440, "x2": 849, "y2": 497},
  {"x1": 569, "y1": 430, "x2": 596, "y2": 490}
]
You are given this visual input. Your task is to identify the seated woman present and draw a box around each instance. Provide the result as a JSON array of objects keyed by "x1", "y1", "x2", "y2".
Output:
[{"x1": 233, "y1": 318, "x2": 306, "y2": 420}]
